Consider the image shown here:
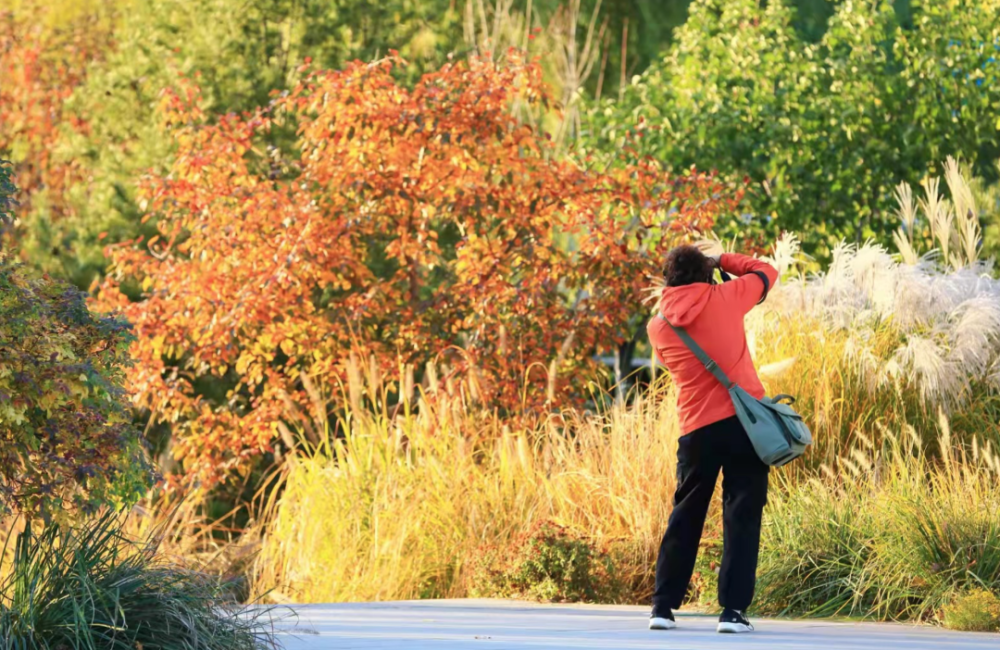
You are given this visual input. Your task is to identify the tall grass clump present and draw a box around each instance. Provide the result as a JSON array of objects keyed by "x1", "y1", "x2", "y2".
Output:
[
  {"x1": 0, "y1": 511, "x2": 276, "y2": 649},
  {"x1": 756, "y1": 422, "x2": 1000, "y2": 621}
]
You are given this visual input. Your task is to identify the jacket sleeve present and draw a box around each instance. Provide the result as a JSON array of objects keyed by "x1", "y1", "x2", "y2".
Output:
[{"x1": 718, "y1": 253, "x2": 779, "y2": 315}]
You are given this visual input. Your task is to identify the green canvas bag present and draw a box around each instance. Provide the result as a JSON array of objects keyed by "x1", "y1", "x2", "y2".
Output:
[{"x1": 658, "y1": 314, "x2": 812, "y2": 467}]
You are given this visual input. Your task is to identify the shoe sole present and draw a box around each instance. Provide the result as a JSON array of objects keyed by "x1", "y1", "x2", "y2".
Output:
[
  {"x1": 649, "y1": 617, "x2": 677, "y2": 630},
  {"x1": 717, "y1": 622, "x2": 752, "y2": 633}
]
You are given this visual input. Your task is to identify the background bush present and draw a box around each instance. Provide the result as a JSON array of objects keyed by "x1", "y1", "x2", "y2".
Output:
[{"x1": 0, "y1": 159, "x2": 15, "y2": 224}]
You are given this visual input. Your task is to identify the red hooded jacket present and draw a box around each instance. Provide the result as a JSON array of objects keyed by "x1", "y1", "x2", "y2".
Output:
[{"x1": 647, "y1": 253, "x2": 779, "y2": 435}]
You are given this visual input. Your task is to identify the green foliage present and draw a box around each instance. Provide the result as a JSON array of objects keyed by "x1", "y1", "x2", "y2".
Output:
[
  {"x1": 895, "y1": 2, "x2": 1000, "y2": 178},
  {"x1": 584, "y1": 0, "x2": 1000, "y2": 256},
  {"x1": 976, "y1": 167, "x2": 1000, "y2": 256},
  {"x1": 0, "y1": 168, "x2": 151, "y2": 518},
  {"x1": 0, "y1": 511, "x2": 275, "y2": 649},
  {"x1": 469, "y1": 522, "x2": 620, "y2": 603},
  {"x1": 755, "y1": 476, "x2": 879, "y2": 616},
  {"x1": 574, "y1": 0, "x2": 691, "y2": 98},
  {"x1": 942, "y1": 588, "x2": 1000, "y2": 632}
]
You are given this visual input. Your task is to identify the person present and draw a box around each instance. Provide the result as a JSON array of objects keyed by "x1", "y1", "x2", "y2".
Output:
[{"x1": 645, "y1": 244, "x2": 779, "y2": 634}]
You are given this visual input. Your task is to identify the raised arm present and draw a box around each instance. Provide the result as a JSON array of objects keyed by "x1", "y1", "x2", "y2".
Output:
[{"x1": 718, "y1": 253, "x2": 779, "y2": 315}]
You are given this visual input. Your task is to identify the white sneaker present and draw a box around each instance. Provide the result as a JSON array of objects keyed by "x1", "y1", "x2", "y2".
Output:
[
  {"x1": 649, "y1": 607, "x2": 677, "y2": 630},
  {"x1": 717, "y1": 608, "x2": 753, "y2": 633}
]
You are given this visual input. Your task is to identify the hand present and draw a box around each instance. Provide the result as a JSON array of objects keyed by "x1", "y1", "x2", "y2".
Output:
[
  {"x1": 695, "y1": 238, "x2": 723, "y2": 254},
  {"x1": 694, "y1": 239, "x2": 724, "y2": 268}
]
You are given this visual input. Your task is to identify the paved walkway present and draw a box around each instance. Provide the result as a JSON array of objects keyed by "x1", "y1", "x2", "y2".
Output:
[{"x1": 272, "y1": 599, "x2": 998, "y2": 649}]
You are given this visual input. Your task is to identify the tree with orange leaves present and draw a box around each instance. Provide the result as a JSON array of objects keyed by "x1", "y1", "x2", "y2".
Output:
[
  {"x1": 97, "y1": 52, "x2": 739, "y2": 484},
  {"x1": 0, "y1": 2, "x2": 114, "y2": 232}
]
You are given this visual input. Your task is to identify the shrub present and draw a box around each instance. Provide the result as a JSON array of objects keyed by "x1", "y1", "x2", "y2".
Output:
[
  {"x1": 0, "y1": 511, "x2": 276, "y2": 649},
  {"x1": 755, "y1": 475, "x2": 879, "y2": 617},
  {"x1": 1, "y1": 159, "x2": 16, "y2": 225},
  {"x1": 469, "y1": 521, "x2": 620, "y2": 603},
  {"x1": 688, "y1": 535, "x2": 722, "y2": 608},
  {"x1": 942, "y1": 589, "x2": 1000, "y2": 632},
  {"x1": 0, "y1": 161, "x2": 153, "y2": 518}
]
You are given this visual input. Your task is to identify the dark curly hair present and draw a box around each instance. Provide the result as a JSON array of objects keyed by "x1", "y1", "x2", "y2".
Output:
[{"x1": 663, "y1": 245, "x2": 715, "y2": 287}]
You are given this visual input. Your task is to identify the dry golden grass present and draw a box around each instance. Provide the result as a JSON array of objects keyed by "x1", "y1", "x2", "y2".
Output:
[{"x1": 251, "y1": 374, "x2": 685, "y2": 603}]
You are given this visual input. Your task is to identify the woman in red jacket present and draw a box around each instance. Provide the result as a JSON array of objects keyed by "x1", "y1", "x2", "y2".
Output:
[{"x1": 645, "y1": 244, "x2": 778, "y2": 634}]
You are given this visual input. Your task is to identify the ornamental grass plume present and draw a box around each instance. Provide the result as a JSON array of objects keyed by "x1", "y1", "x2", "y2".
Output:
[{"x1": 758, "y1": 161, "x2": 1000, "y2": 410}]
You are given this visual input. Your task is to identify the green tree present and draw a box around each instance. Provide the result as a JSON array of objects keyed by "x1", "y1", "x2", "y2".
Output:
[
  {"x1": 583, "y1": 0, "x2": 1000, "y2": 256},
  {"x1": 0, "y1": 160, "x2": 152, "y2": 519}
]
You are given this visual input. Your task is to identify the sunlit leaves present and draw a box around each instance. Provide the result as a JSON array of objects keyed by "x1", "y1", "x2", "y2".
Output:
[{"x1": 96, "y1": 53, "x2": 736, "y2": 485}]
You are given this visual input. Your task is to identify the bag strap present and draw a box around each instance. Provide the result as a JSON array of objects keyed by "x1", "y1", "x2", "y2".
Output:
[{"x1": 656, "y1": 313, "x2": 734, "y2": 389}]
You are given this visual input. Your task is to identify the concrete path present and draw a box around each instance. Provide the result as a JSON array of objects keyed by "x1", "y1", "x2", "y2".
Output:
[{"x1": 272, "y1": 599, "x2": 998, "y2": 649}]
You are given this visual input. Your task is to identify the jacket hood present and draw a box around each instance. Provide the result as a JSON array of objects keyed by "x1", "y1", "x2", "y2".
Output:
[{"x1": 657, "y1": 283, "x2": 713, "y2": 327}]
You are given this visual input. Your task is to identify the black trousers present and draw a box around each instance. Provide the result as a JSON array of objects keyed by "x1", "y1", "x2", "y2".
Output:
[{"x1": 652, "y1": 416, "x2": 769, "y2": 612}]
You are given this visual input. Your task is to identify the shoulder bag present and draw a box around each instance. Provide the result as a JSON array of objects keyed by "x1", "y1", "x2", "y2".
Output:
[{"x1": 657, "y1": 312, "x2": 812, "y2": 467}]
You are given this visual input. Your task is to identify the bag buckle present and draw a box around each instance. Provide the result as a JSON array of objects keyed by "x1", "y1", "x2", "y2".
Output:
[{"x1": 705, "y1": 360, "x2": 735, "y2": 389}]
